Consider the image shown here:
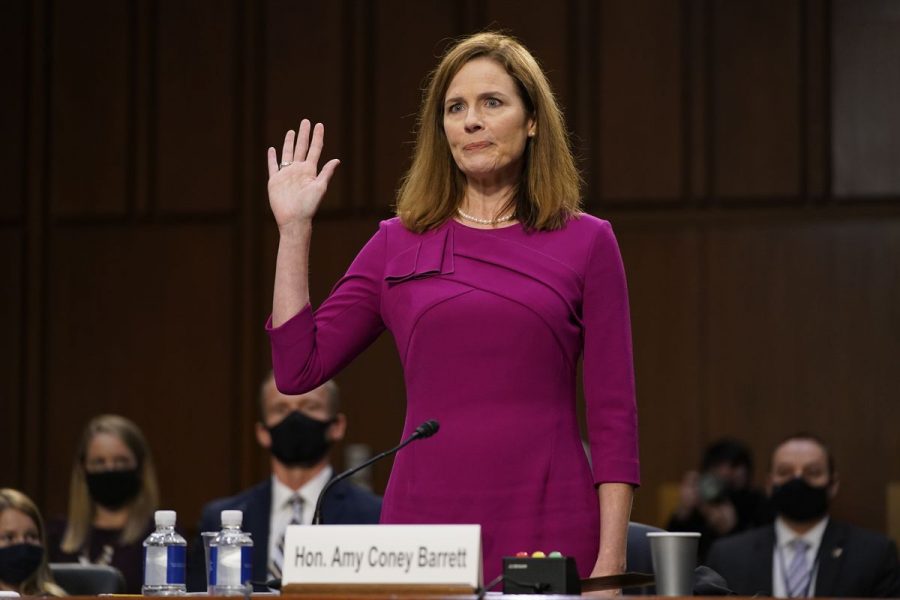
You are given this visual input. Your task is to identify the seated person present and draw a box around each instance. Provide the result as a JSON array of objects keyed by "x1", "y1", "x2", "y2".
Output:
[
  {"x1": 707, "y1": 433, "x2": 900, "y2": 597},
  {"x1": 187, "y1": 375, "x2": 381, "y2": 591},
  {"x1": 47, "y1": 415, "x2": 159, "y2": 593},
  {"x1": 0, "y1": 488, "x2": 65, "y2": 596},
  {"x1": 668, "y1": 437, "x2": 771, "y2": 561}
]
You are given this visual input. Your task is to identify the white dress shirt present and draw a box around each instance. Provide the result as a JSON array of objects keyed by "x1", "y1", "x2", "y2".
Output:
[
  {"x1": 267, "y1": 466, "x2": 332, "y2": 563},
  {"x1": 772, "y1": 516, "x2": 829, "y2": 598}
]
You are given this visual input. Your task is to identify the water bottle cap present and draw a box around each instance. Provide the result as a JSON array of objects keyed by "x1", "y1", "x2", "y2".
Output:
[
  {"x1": 221, "y1": 510, "x2": 243, "y2": 527},
  {"x1": 154, "y1": 510, "x2": 176, "y2": 527}
]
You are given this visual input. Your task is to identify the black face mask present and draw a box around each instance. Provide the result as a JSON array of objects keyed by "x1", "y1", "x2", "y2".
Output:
[
  {"x1": 770, "y1": 477, "x2": 831, "y2": 522},
  {"x1": 267, "y1": 411, "x2": 335, "y2": 467},
  {"x1": 85, "y1": 468, "x2": 142, "y2": 509},
  {"x1": 0, "y1": 543, "x2": 44, "y2": 586}
]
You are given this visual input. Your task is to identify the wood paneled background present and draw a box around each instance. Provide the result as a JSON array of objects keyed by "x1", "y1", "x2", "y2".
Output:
[{"x1": 3, "y1": 0, "x2": 900, "y2": 539}]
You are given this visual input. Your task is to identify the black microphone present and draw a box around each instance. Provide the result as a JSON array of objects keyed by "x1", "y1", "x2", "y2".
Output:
[
  {"x1": 413, "y1": 419, "x2": 440, "y2": 439},
  {"x1": 311, "y1": 419, "x2": 440, "y2": 526}
]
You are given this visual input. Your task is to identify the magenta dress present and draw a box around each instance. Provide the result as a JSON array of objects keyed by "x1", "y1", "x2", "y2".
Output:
[{"x1": 267, "y1": 214, "x2": 639, "y2": 583}]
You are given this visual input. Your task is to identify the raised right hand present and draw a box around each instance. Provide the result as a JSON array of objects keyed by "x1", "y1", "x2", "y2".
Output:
[{"x1": 267, "y1": 119, "x2": 340, "y2": 235}]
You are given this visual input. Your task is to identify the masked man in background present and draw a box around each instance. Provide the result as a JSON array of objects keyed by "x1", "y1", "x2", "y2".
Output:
[
  {"x1": 707, "y1": 433, "x2": 900, "y2": 597},
  {"x1": 187, "y1": 375, "x2": 381, "y2": 591}
]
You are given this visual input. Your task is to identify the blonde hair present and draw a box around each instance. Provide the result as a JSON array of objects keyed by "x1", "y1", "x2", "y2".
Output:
[
  {"x1": 60, "y1": 415, "x2": 159, "y2": 553},
  {"x1": 396, "y1": 31, "x2": 582, "y2": 232},
  {"x1": 0, "y1": 488, "x2": 66, "y2": 596}
]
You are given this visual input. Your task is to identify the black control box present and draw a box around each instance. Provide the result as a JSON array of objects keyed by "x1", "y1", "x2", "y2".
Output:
[{"x1": 502, "y1": 556, "x2": 580, "y2": 595}]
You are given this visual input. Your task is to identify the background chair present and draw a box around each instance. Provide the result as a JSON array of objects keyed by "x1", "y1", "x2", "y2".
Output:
[
  {"x1": 624, "y1": 521, "x2": 663, "y2": 595},
  {"x1": 49, "y1": 563, "x2": 126, "y2": 595},
  {"x1": 627, "y1": 520, "x2": 663, "y2": 573}
]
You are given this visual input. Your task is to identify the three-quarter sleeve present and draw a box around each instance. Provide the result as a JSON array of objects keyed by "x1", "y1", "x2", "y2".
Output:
[
  {"x1": 582, "y1": 220, "x2": 640, "y2": 486},
  {"x1": 266, "y1": 222, "x2": 388, "y2": 394}
]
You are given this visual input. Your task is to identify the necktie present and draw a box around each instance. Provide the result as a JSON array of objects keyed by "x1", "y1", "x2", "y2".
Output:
[
  {"x1": 268, "y1": 494, "x2": 304, "y2": 581},
  {"x1": 785, "y1": 538, "x2": 812, "y2": 597}
]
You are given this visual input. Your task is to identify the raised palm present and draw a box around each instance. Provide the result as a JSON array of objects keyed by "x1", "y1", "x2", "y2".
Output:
[{"x1": 267, "y1": 119, "x2": 340, "y2": 231}]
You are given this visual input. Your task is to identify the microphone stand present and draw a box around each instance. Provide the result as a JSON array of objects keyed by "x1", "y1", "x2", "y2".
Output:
[{"x1": 312, "y1": 420, "x2": 439, "y2": 525}]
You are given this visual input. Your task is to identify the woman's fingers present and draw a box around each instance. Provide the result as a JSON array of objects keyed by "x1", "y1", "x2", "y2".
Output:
[
  {"x1": 281, "y1": 129, "x2": 296, "y2": 165},
  {"x1": 295, "y1": 119, "x2": 311, "y2": 162},
  {"x1": 306, "y1": 122, "x2": 325, "y2": 168},
  {"x1": 271, "y1": 119, "x2": 336, "y2": 181},
  {"x1": 318, "y1": 158, "x2": 341, "y2": 185},
  {"x1": 266, "y1": 147, "x2": 279, "y2": 178}
]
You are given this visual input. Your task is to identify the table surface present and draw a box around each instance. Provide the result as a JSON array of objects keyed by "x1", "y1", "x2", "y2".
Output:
[{"x1": 61, "y1": 596, "x2": 885, "y2": 600}]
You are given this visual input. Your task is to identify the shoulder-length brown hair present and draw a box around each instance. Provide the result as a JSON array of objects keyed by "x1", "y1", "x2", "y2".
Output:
[
  {"x1": 396, "y1": 31, "x2": 582, "y2": 232},
  {"x1": 60, "y1": 415, "x2": 159, "y2": 553},
  {"x1": 0, "y1": 488, "x2": 66, "y2": 596}
]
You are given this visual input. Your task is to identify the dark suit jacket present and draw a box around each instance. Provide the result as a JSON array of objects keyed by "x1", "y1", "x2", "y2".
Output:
[
  {"x1": 706, "y1": 520, "x2": 900, "y2": 597},
  {"x1": 187, "y1": 476, "x2": 382, "y2": 591}
]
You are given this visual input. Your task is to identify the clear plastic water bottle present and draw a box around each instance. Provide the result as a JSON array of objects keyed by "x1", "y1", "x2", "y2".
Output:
[
  {"x1": 209, "y1": 510, "x2": 253, "y2": 596},
  {"x1": 142, "y1": 510, "x2": 187, "y2": 596}
]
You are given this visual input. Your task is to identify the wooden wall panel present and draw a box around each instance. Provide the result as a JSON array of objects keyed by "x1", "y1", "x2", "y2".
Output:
[
  {"x1": 614, "y1": 223, "x2": 703, "y2": 524},
  {"x1": 712, "y1": 1, "x2": 801, "y2": 198},
  {"x1": 371, "y1": 1, "x2": 459, "y2": 211},
  {"x1": 156, "y1": 0, "x2": 238, "y2": 214},
  {"x1": 804, "y1": 0, "x2": 828, "y2": 199},
  {"x1": 685, "y1": 0, "x2": 709, "y2": 201},
  {"x1": 704, "y1": 219, "x2": 900, "y2": 531},
  {"x1": 263, "y1": 1, "x2": 347, "y2": 213},
  {"x1": 0, "y1": 231, "x2": 23, "y2": 485},
  {"x1": 43, "y1": 225, "x2": 236, "y2": 524},
  {"x1": 49, "y1": 1, "x2": 131, "y2": 217},
  {"x1": 832, "y1": 0, "x2": 900, "y2": 196},
  {"x1": 597, "y1": 0, "x2": 683, "y2": 202},
  {"x1": 0, "y1": 0, "x2": 26, "y2": 219},
  {"x1": 483, "y1": 0, "x2": 571, "y2": 114}
]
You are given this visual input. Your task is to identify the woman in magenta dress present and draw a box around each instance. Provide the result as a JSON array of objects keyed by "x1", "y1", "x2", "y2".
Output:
[{"x1": 265, "y1": 32, "x2": 639, "y2": 586}]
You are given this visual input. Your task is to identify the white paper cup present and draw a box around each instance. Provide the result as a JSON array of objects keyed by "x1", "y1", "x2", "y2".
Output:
[{"x1": 647, "y1": 531, "x2": 701, "y2": 596}]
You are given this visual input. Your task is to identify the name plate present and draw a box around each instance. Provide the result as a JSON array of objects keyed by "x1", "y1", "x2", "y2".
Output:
[{"x1": 282, "y1": 524, "x2": 482, "y2": 589}]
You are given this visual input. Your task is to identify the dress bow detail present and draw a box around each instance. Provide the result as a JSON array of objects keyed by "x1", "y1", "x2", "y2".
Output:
[{"x1": 384, "y1": 227, "x2": 455, "y2": 283}]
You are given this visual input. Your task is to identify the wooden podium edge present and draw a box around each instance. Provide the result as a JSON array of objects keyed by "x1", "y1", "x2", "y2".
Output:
[{"x1": 282, "y1": 582, "x2": 477, "y2": 596}]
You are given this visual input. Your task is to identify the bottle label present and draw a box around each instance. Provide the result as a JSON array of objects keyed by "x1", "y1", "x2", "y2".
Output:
[
  {"x1": 241, "y1": 546, "x2": 252, "y2": 584},
  {"x1": 144, "y1": 545, "x2": 186, "y2": 585},
  {"x1": 209, "y1": 547, "x2": 218, "y2": 586},
  {"x1": 166, "y1": 546, "x2": 187, "y2": 584},
  {"x1": 210, "y1": 546, "x2": 252, "y2": 587}
]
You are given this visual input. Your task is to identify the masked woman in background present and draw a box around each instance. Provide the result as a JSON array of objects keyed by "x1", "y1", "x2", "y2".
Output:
[
  {"x1": 47, "y1": 415, "x2": 159, "y2": 593},
  {"x1": 0, "y1": 488, "x2": 65, "y2": 596}
]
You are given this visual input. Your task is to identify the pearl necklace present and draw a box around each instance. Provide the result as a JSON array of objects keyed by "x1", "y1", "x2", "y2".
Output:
[{"x1": 456, "y1": 207, "x2": 515, "y2": 225}]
